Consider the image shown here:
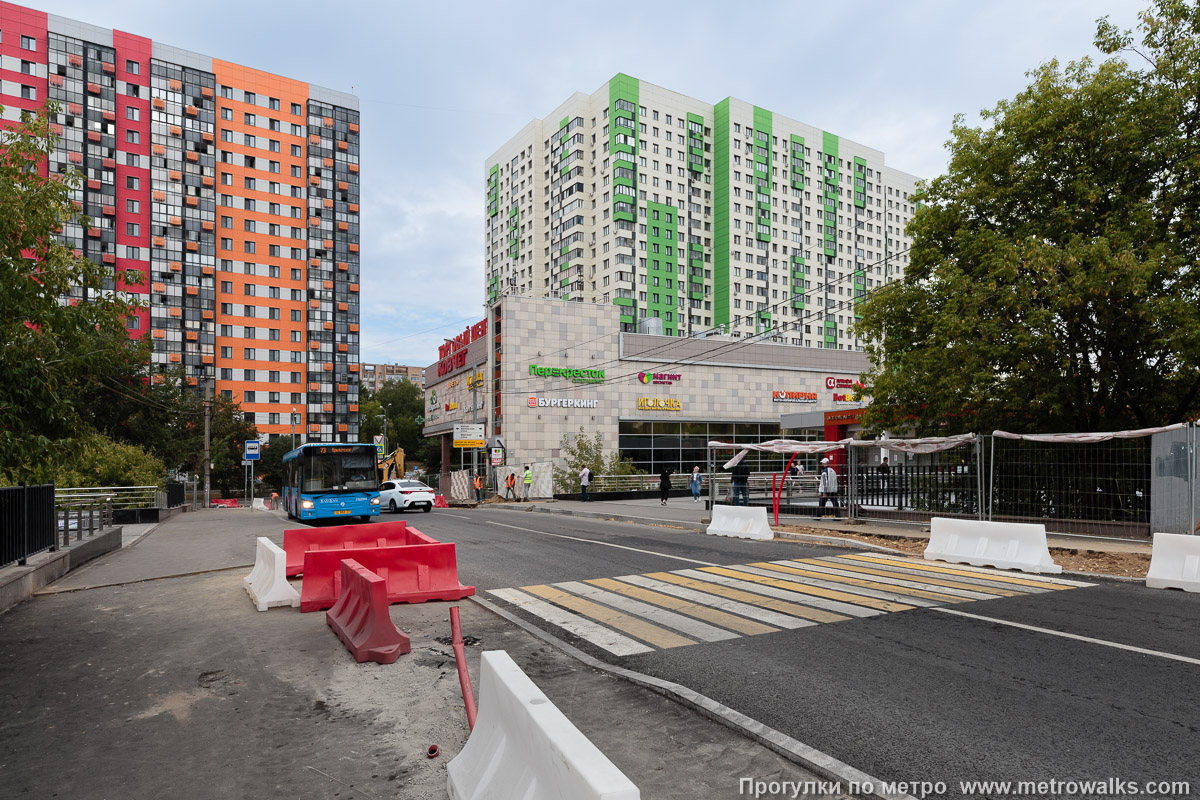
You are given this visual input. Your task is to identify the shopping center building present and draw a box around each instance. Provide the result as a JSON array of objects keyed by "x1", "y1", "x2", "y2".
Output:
[{"x1": 424, "y1": 295, "x2": 869, "y2": 476}]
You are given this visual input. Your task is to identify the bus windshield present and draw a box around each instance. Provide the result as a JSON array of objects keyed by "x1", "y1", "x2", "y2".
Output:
[{"x1": 300, "y1": 448, "x2": 378, "y2": 493}]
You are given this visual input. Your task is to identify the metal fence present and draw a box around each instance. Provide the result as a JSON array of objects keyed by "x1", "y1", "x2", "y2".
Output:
[
  {"x1": 56, "y1": 485, "x2": 158, "y2": 510},
  {"x1": 0, "y1": 483, "x2": 57, "y2": 568},
  {"x1": 699, "y1": 428, "x2": 1199, "y2": 539}
]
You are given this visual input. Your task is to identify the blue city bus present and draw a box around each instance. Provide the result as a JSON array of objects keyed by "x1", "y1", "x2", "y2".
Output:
[{"x1": 282, "y1": 442, "x2": 381, "y2": 522}]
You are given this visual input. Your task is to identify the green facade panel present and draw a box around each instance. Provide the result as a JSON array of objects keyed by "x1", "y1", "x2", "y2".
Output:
[{"x1": 713, "y1": 98, "x2": 731, "y2": 328}]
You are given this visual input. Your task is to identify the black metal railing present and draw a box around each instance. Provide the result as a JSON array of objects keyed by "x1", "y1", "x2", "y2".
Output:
[
  {"x1": 166, "y1": 482, "x2": 185, "y2": 508},
  {"x1": 0, "y1": 483, "x2": 57, "y2": 568}
]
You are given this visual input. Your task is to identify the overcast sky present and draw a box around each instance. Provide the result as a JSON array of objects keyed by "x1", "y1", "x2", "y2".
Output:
[{"x1": 35, "y1": 0, "x2": 1144, "y2": 367}]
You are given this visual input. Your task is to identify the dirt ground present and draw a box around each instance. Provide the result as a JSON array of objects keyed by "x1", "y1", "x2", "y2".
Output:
[{"x1": 776, "y1": 525, "x2": 1151, "y2": 579}]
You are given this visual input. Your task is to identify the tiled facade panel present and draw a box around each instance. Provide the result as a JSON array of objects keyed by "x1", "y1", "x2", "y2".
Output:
[{"x1": 0, "y1": 2, "x2": 361, "y2": 442}]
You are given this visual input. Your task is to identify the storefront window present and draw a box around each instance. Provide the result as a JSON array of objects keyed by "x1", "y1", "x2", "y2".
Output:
[{"x1": 617, "y1": 421, "x2": 808, "y2": 475}]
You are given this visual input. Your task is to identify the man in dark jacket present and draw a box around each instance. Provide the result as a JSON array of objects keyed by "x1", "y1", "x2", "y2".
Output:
[{"x1": 730, "y1": 461, "x2": 751, "y2": 506}]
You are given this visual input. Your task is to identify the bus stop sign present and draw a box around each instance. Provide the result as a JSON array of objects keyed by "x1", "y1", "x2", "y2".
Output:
[{"x1": 244, "y1": 440, "x2": 260, "y2": 461}]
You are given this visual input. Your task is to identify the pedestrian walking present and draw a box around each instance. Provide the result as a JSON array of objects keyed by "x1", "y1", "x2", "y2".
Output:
[
  {"x1": 504, "y1": 471, "x2": 518, "y2": 501},
  {"x1": 659, "y1": 467, "x2": 674, "y2": 505},
  {"x1": 879, "y1": 456, "x2": 892, "y2": 505},
  {"x1": 579, "y1": 466, "x2": 592, "y2": 502},
  {"x1": 730, "y1": 460, "x2": 750, "y2": 506},
  {"x1": 473, "y1": 472, "x2": 483, "y2": 503},
  {"x1": 689, "y1": 466, "x2": 703, "y2": 503},
  {"x1": 522, "y1": 465, "x2": 532, "y2": 500},
  {"x1": 818, "y1": 458, "x2": 840, "y2": 518}
]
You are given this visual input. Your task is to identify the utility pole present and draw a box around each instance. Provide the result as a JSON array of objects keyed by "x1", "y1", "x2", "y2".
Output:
[{"x1": 203, "y1": 378, "x2": 212, "y2": 509}]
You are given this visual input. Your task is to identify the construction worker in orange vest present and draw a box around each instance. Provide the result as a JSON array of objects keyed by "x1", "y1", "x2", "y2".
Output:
[
  {"x1": 504, "y1": 471, "x2": 517, "y2": 501},
  {"x1": 473, "y1": 472, "x2": 483, "y2": 502}
]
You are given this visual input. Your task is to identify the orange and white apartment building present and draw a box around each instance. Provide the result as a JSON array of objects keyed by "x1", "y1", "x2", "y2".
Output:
[{"x1": 0, "y1": 2, "x2": 362, "y2": 441}]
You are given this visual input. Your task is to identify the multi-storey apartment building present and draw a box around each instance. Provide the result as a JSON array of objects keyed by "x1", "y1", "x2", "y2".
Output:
[
  {"x1": 485, "y1": 73, "x2": 919, "y2": 351},
  {"x1": 361, "y1": 363, "x2": 425, "y2": 393},
  {"x1": 0, "y1": 2, "x2": 361, "y2": 441}
]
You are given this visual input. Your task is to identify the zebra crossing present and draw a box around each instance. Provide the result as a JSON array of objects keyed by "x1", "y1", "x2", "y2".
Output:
[{"x1": 487, "y1": 552, "x2": 1093, "y2": 656}]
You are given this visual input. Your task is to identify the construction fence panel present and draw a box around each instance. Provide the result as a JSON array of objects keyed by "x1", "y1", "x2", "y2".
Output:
[
  {"x1": 1149, "y1": 425, "x2": 1197, "y2": 536},
  {"x1": 987, "y1": 435, "x2": 1152, "y2": 538}
]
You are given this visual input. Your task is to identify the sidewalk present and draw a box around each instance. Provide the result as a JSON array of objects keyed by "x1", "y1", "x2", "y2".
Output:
[
  {"x1": 508, "y1": 496, "x2": 1154, "y2": 555},
  {"x1": 0, "y1": 509, "x2": 839, "y2": 799}
]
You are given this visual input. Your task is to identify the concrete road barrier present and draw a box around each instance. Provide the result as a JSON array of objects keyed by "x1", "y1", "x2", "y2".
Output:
[
  {"x1": 326, "y1": 559, "x2": 411, "y2": 663},
  {"x1": 244, "y1": 537, "x2": 301, "y2": 611},
  {"x1": 283, "y1": 520, "x2": 426, "y2": 576},
  {"x1": 706, "y1": 505, "x2": 772, "y2": 540},
  {"x1": 1146, "y1": 532, "x2": 1200, "y2": 593},
  {"x1": 925, "y1": 517, "x2": 1061, "y2": 574},
  {"x1": 447, "y1": 650, "x2": 639, "y2": 800},
  {"x1": 299, "y1": 542, "x2": 474, "y2": 612}
]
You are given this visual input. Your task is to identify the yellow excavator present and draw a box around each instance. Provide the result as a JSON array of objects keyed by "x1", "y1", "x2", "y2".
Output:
[{"x1": 378, "y1": 448, "x2": 405, "y2": 483}]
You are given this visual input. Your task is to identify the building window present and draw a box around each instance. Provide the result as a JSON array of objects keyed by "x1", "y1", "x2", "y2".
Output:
[
  {"x1": 126, "y1": 59, "x2": 139, "y2": 74},
  {"x1": 291, "y1": 102, "x2": 301, "y2": 115},
  {"x1": 126, "y1": 106, "x2": 139, "y2": 121},
  {"x1": 244, "y1": 241, "x2": 256, "y2": 254},
  {"x1": 268, "y1": 97, "x2": 280, "y2": 111},
  {"x1": 125, "y1": 153, "x2": 140, "y2": 167},
  {"x1": 20, "y1": 35, "x2": 36, "y2": 51},
  {"x1": 126, "y1": 130, "x2": 139, "y2": 144},
  {"x1": 20, "y1": 85, "x2": 36, "y2": 101},
  {"x1": 126, "y1": 222, "x2": 140, "y2": 236},
  {"x1": 125, "y1": 246, "x2": 140, "y2": 259},
  {"x1": 126, "y1": 176, "x2": 140, "y2": 190}
]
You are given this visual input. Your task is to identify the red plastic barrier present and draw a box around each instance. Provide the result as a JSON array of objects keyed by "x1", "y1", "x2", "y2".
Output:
[
  {"x1": 434, "y1": 495, "x2": 449, "y2": 508},
  {"x1": 211, "y1": 498, "x2": 240, "y2": 508},
  {"x1": 284, "y1": 520, "x2": 437, "y2": 576},
  {"x1": 326, "y1": 559, "x2": 411, "y2": 664},
  {"x1": 300, "y1": 542, "x2": 475, "y2": 612}
]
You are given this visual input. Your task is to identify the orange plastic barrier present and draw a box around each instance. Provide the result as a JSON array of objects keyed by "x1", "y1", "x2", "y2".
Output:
[
  {"x1": 211, "y1": 498, "x2": 240, "y2": 508},
  {"x1": 434, "y1": 495, "x2": 449, "y2": 508},
  {"x1": 300, "y1": 542, "x2": 475, "y2": 612},
  {"x1": 283, "y1": 520, "x2": 438, "y2": 576},
  {"x1": 326, "y1": 559, "x2": 411, "y2": 664}
]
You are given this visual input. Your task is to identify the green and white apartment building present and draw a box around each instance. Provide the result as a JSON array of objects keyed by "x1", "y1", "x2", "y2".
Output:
[
  {"x1": 484, "y1": 73, "x2": 920, "y2": 348},
  {"x1": 425, "y1": 74, "x2": 921, "y2": 479}
]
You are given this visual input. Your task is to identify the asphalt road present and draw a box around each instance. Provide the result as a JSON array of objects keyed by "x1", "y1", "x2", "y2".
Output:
[{"x1": 376, "y1": 505, "x2": 1200, "y2": 797}]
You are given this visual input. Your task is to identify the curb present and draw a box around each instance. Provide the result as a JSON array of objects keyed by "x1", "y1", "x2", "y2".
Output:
[
  {"x1": 470, "y1": 594, "x2": 917, "y2": 800},
  {"x1": 35, "y1": 562, "x2": 255, "y2": 595}
]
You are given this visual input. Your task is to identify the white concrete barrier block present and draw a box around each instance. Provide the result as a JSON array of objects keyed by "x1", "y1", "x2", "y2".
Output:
[
  {"x1": 1146, "y1": 532, "x2": 1200, "y2": 593},
  {"x1": 244, "y1": 537, "x2": 300, "y2": 611},
  {"x1": 447, "y1": 650, "x2": 639, "y2": 800},
  {"x1": 925, "y1": 517, "x2": 1062, "y2": 574},
  {"x1": 706, "y1": 505, "x2": 773, "y2": 540}
]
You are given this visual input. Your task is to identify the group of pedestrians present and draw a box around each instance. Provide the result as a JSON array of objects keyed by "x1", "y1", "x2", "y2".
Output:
[{"x1": 476, "y1": 466, "x2": 533, "y2": 502}]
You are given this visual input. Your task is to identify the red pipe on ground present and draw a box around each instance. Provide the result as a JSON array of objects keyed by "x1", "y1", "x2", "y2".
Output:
[{"x1": 449, "y1": 606, "x2": 477, "y2": 731}]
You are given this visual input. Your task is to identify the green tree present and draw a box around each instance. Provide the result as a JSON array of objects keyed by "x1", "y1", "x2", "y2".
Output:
[
  {"x1": 257, "y1": 434, "x2": 297, "y2": 493},
  {"x1": 0, "y1": 103, "x2": 147, "y2": 482},
  {"x1": 856, "y1": 1, "x2": 1200, "y2": 435},
  {"x1": 359, "y1": 381, "x2": 439, "y2": 472},
  {"x1": 54, "y1": 432, "x2": 165, "y2": 487},
  {"x1": 552, "y1": 427, "x2": 643, "y2": 493}
]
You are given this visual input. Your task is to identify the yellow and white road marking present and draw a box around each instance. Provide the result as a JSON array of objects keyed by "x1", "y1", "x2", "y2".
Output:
[{"x1": 485, "y1": 552, "x2": 1092, "y2": 656}]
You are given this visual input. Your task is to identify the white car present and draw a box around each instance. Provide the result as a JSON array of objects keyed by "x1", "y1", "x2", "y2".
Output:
[{"x1": 380, "y1": 480, "x2": 435, "y2": 513}]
